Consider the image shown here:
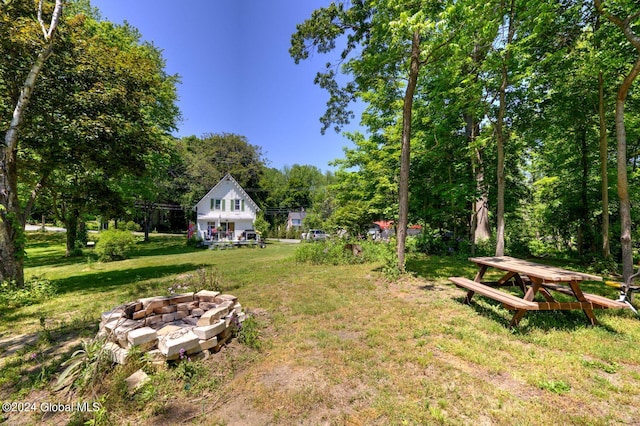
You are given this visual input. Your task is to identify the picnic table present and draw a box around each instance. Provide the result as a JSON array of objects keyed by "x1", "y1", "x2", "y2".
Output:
[{"x1": 449, "y1": 256, "x2": 630, "y2": 327}]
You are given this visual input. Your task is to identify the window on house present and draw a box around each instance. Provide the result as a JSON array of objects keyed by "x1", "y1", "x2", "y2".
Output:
[
  {"x1": 214, "y1": 199, "x2": 221, "y2": 210},
  {"x1": 233, "y1": 199, "x2": 241, "y2": 211}
]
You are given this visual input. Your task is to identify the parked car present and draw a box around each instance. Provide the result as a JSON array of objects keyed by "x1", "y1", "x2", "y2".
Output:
[{"x1": 305, "y1": 229, "x2": 328, "y2": 241}]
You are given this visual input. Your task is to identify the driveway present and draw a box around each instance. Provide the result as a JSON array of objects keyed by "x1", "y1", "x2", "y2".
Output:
[{"x1": 25, "y1": 224, "x2": 66, "y2": 232}]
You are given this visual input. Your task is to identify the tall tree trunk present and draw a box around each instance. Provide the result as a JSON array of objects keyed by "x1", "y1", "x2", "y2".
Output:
[
  {"x1": 397, "y1": 30, "x2": 421, "y2": 271},
  {"x1": 495, "y1": 0, "x2": 516, "y2": 257},
  {"x1": 466, "y1": 114, "x2": 490, "y2": 246},
  {"x1": 615, "y1": 58, "x2": 640, "y2": 280},
  {"x1": 594, "y1": 0, "x2": 640, "y2": 280},
  {"x1": 0, "y1": 0, "x2": 64, "y2": 286},
  {"x1": 599, "y1": 71, "x2": 610, "y2": 259},
  {"x1": 578, "y1": 127, "x2": 591, "y2": 256}
]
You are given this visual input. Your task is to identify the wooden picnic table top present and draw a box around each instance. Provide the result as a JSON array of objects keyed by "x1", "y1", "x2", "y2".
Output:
[{"x1": 469, "y1": 256, "x2": 602, "y2": 283}]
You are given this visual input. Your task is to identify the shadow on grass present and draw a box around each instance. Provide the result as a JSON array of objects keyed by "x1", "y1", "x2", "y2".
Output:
[
  {"x1": 406, "y1": 254, "x2": 477, "y2": 281},
  {"x1": 452, "y1": 295, "x2": 623, "y2": 334},
  {"x1": 128, "y1": 238, "x2": 202, "y2": 258},
  {"x1": 52, "y1": 263, "x2": 202, "y2": 296},
  {"x1": 0, "y1": 263, "x2": 202, "y2": 325},
  {"x1": 25, "y1": 237, "x2": 203, "y2": 269},
  {"x1": 0, "y1": 320, "x2": 95, "y2": 400}
]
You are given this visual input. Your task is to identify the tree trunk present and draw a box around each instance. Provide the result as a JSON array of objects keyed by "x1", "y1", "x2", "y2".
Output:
[
  {"x1": 397, "y1": 30, "x2": 421, "y2": 272},
  {"x1": 65, "y1": 209, "x2": 79, "y2": 257},
  {"x1": 494, "y1": 0, "x2": 516, "y2": 257},
  {"x1": 466, "y1": 113, "x2": 490, "y2": 245},
  {"x1": 615, "y1": 57, "x2": 640, "y2": 280},
  {"x1": 599, "y1": 71, "x2": 610, "y2": 259},
  {"x1": 578, "y1": 127, "x2": 592, "y2": 256},
  {"x1": 495, "y1": 64, "x2": 507, "y2": 257},
  {"x1": 0, "y1": 0, "x2": 64, "y2": 286},
  {"x1": 144, "y1": 204, "x2": 152, "y2": 242},
  {"x1": 0, "y1": 149, "x2": 25, "y2": 286}
]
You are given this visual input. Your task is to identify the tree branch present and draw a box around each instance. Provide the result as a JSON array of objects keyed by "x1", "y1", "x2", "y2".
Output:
[{"x1": 38, "y1": 0, "x2": 64, "y2": 41}]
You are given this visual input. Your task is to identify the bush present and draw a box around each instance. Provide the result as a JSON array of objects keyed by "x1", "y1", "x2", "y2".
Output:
[
  {"x1": 294, "y1": 239, "x2": 391, "y2": 266},
  {"x1": 95, "y1": 229, "x2": 135, "y2": 261},
  {"x1": 186, "y1": 235, "x2": 203, "y2": 248},
  {"x1": 122, "y1": 221, "x2": 141, "y2": 232}
]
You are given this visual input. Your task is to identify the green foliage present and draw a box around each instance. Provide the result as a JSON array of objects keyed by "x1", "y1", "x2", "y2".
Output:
[
  {"x1": 120, "y1": 221, "x2": 141, "y2": 232},
  {"x1": 95, "y1": 229, "x2": 136, "y2": 261},
  {"x1": 186, "y1": 235, "x2": 204, "y2": 248},
  {"x1": 175, "y1": 133, "x2": 266, "y2": 208},
  {"x1": 253, "y1": 213, "x2": 269, "y2": 236},
  {"x1": 54, "y1": 338, "x2": 112, "y2": 394},
  {"x1": 236, "y1": 314, "x2": 262, "y2": 351},
  {"x1": 0, "y1": 276, "x2": 57, "y2": 308},
  {"x1": 294, "y1": 239, "x2": 393, "y2": 267},
  {"x1": 538, "y1": 380, "x2": 571, "y2": 394}
]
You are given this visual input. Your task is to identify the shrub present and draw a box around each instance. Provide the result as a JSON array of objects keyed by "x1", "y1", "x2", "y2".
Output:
[
  {"x1": 186, "y1": 235, "x2": 203, "y2": 248},
  {"x1": 294, "y1": 239, "x2": 391, "y2": 266},
  {"x1": 122, "y1": 221, "x2": 141, "y2": 232},
  {"x1": 95, "y1": 229, "x2": 135, "y2": 261}
]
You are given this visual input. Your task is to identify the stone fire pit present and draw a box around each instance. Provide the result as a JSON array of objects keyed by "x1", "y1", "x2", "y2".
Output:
[{"x1": 98, "y1": 290, "x2": 245, "y2": 363}]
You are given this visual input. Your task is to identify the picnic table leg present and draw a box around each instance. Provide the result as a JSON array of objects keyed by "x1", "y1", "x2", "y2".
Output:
[
  {"x1": 522, "y1": 278, "x2": 543, "y2": 301},
  {"x1": 509, "y1": 309, "x2": 528, "y2": 327},
  {"x1": 466, "y1": 265, "x2": 489, "y2": 303},
  {"x1": 474, "y1": 265, "x2": 488, "y2": 282},
  {"x1": 569, "y1": 281, "x2": 599, "y2": 326},
  {"x1": 513, "y1": 273, "x2": 529, "y2": 294},
  {"x1": 464, "y1": 290, "x2": 476, "y2": 304}
]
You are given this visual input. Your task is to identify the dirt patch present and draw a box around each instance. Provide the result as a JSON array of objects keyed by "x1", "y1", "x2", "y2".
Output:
[{"x1": 0, "y1": 332, "x2": 39, "y2": 360}]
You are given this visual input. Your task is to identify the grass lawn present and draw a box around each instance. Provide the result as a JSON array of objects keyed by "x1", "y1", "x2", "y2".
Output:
[{"x1": 1, "y1": 232, "x2": 639, "y2": 425}]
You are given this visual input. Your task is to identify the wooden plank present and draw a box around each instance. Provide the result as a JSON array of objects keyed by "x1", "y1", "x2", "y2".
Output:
[
  {"x1": 542, "y1": 283, "x2": 630, "y2": 309},
  {"x1": 469, "y1": 256, "x2": 602, "y2": 282},
  {"x1": 448, "y1": 277, "x2": 538, "y2": 310}
]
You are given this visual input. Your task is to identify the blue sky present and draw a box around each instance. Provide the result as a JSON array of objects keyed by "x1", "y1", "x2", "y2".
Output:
[{"x1": 89, "y1": 0, "x2": 363, "y2": 172}]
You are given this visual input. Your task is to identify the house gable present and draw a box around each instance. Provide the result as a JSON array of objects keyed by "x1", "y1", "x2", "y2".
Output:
[{"x1": 194, "y1": 174, "x2": 259, "y2": 220}]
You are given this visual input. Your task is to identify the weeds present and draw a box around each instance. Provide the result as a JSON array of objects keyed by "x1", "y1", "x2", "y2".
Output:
[
  {"x1": 539, "y1": 380, "x2": 571, "y2": 394},
  {"x1": 236, "y1": 314, "x2": 261, "y2": 351},
  {"x1": 53, "y1": 338, "x2": 112, "y2": 394},
  {"x1": 0, "y1": 276, "x2": 57, "y2": 309}
]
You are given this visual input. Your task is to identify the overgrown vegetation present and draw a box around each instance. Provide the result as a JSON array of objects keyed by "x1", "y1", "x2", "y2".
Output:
[{"x1": 0, "y1": 276, "x2": 57, "y2": 309}]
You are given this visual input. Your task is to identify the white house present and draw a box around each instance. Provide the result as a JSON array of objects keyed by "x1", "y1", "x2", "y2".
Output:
[{"x1": 193, "y1": 174, "x2": 259, "y2": 241}]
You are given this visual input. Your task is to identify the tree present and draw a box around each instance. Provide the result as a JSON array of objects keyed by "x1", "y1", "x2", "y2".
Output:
[
  {"x1": 21, "y1": 13, "x2": 180, "y2": 256},
  {"x1": 176, "y1": 133, "x2": 266, "y2": 209},
  {"x1": 1, "y1": 0, "x2": 64, "y2": 285},
  {"x1": 594, "y1": 0, "x2": 640, "y2": 279},
  {"x1": 292, "y1": 0, "x2": 459, "y2": 271}
]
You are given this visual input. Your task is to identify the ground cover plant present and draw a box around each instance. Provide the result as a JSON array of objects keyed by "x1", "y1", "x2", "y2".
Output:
[{"x1": 0, "y1": 232, "x2": 639, "y2": 425}]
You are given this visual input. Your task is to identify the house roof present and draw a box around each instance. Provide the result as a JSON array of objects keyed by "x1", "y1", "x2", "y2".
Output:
[
  {"x1": 193, "y1": 173, "x2": 260, "y2": 212},
  {"x1": 373, "y1": 220, "x2": 393, "y2": 230},
  {"x1": 288, "y1": 211, "x2": 306, "y2": 220}
]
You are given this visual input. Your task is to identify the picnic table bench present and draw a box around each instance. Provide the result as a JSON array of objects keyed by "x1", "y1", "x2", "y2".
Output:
[{"x1": 449, "y1": 256, "x2": 630, "y2": 327}]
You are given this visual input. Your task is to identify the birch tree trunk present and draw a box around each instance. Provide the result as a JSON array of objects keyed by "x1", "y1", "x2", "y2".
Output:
[{"x1": 0, "y1": 0, "x2": 64, "y2": 286}]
